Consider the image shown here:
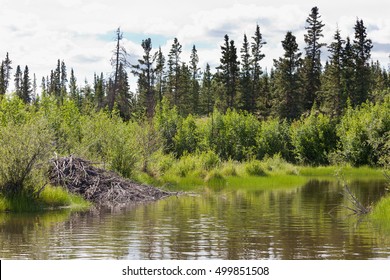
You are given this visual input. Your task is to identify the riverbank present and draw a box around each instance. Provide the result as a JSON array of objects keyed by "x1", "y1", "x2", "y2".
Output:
[
  {"x1": 133, "y1": 154, "x2": 385, "y2": 191},
  {"x1": 0, "y1": 185, "x2": 90, "y2": 212}
]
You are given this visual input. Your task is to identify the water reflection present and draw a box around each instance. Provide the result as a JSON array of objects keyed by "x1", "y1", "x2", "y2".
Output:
[{"x1": 0, "y1": 179, "x2": 389, "y2": 259}]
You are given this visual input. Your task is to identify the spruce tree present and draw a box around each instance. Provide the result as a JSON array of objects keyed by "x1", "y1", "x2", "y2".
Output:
[
  {"x1": 353, "y1": 19, "x2": 373, "y2": 106},
  {"x1": 341, "y1": 37, "x2": 356, "y2": 104},
  {"x1": 154, "y1": 47, "x2": 165, "y2": 104},
  {"x1": 321, "y1": 29, "x2": 346, "y2": 117},
  {"x1": 273, "y1": 31, "x2": 302, "y2": 120},
  {"x1": 133, "y1": 38, "x2": 156, "y2": 118},
  {"x1": 302, "y1": 6, "x2": 326, "y2": 111},
  {"x1": 60, "y1": 60, "x2": 67, "y2": 99},
  {"x1": 166, "y1": 38, "x2": 182, "y2": 107},
  {"x1": 200, "y1": 63, "x2": 213, "y2": 115},
  {"x1": 94, "y1": 72, "x2": 105, "y2": 108},
  {"x1": 1, "y1": 53, "x2": 12, "y2": 94},
  {"x1": 21, "y1": 65, "x2": 32, "y2": 103},
  {"x1": 251, "y1": 24, "x2": 266, "y2": 114},
  {"x1": 69, "y1": 68, "x2": 79, "y2": 104},
  {"x1": 240, "y1": 33, "x2": 253, "y2": 112},
  {"x1": 217, "y1": 34, "x2": 240, "y2": 110},
  {"x1": 189, "y1": 45, "x2": 200, "y2": 114},
  {"x1": 0, "y1": 61, "x2": 5, "y2": 95},
  {"x1": 14, "y1": 65, "x2": 22, "y2": 99},
  {"x1": 109, "y1": 27, "x2": 131, "y2": 113}
]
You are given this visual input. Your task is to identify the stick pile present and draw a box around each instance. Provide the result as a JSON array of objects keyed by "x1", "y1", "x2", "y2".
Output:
[{"x1": 49, "y1": 156, "x2": 172, "y2": 205}]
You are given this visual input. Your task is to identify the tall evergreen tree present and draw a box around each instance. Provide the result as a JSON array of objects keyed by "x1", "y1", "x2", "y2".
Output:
[
  {"x1": 302, "y1": 6, "x2": 326, "y2": 111},
  {"x1": 0, "y1": 61, "x2": 5, "y2": 95},
  {"x1": 353, "y1": 19, "x2": 373, "y2": 106},
  {"x1": 189, "y1": 45, "x2": 201, "y2": 114},
  {"x1": 166, "y1": 38, "x2": 182, "y2": 107},
  {"x1": 217, "y1": 34, "x2": 240, "y2": 110},
  {"x1": 251, "y1": 24, "x2": 266, "y2": 114},
  {"x1": 273, "y1": 31, "x2": 302, "y2": 120},
  {"x1": 14, "y1": 65, "x2": 22, "y2": 99},
  {"x1": 341, "y1": 37, "x2": 356, "y2": 104},
  {"x1": 200, "y1": 63, "x2": 214, "y2": 115},
  {"x1": 69, "y1": 68, "x2": 79, "y2": 104},
  {"x1": 94, "y1": 72, "x2": 105, "y2": 108},
  {"x1": 0, "y1": 53, "x2": 12, "y2": 95},
  {"x1": 133, "y1": 38, "x2": 156, "y2": 118},
  {"x1": 60, "y1": 60, "x2": 67, "y2": 98},
  {"x1": 321, "y1": 28, "x2": 346, "y2": 117},
  {"x1": 240, "y1": 33, "x2": 253, "y2": 112},
  {"x1": 109, "y1": 27, "x2": 130, "y2": 113},
  {"x1": 21, "y1": 65, "x2": 32, "y2": 103},
  {"x1": 154, "y1": 46, "x2": 165, "y2": 104}
]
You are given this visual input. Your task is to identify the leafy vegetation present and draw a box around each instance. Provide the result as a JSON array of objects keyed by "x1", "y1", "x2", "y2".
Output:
[{"x1": 1, "y1": 6, "x2": 390, "y2": 214}]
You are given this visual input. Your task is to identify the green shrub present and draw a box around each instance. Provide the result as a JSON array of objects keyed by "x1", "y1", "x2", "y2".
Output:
[
  {"x1": 257, "y1": 118, "x2": 292, "y2": 161},
  {"x1": 205, "y1": 170, "x2": 227, "y2": 188},
  {"x1": 205, "y1": 109, "x2": 260, "y2": 161},
  {"x1": 245, "y1": 160, "x2": 267, "y2": 176},
  {"x1": 77, "y1": 110, "x2": 138, "y2": 178},
  {"x1": 337, "y1": 98, "x2": 390, "y2": 166},
  {"x1": 173, "y1": 114, "x2": 199, "y2": 157},
  {"x1": 199, "y1": 150, "x2": 220, "y2": 171},
  {"x1": 0, "y1": 116, "x2": 53, "y2": 197},
  {"x1": 290, "y1": 110, "x2": 337, "y2": 165},
  {"x1": 154, "y1": 98, "x2": 181, "y2": 154},
  {"x1": 220, "y1": 160, "x2": 239, "y2": 176}
]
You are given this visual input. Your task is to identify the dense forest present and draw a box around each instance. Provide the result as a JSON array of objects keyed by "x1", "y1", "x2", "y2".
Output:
[{"x1": 0, "y1": 7, "x2": 390, "y2": 196}]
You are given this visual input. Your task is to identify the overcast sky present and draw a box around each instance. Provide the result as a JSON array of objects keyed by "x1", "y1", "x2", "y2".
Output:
[{"x1": 1, "y1": 0, "x2": 389, "y2": 92}]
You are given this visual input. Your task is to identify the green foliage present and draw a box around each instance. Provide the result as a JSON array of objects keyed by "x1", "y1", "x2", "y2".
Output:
[
  {"x1": 77, "y1": 109, "x2": 138, "y2": 178},
  {"x1": 198, "y1": 150, "x2": 220, "y2": 171},
  {"x1": 337, "y1": 98, "x2": 390, "y2": 166},
  {"x1": 290, "y1": 110, "x2": 337, "y2": 165},
  {"x1": 154, "y1": 98, "x2": 181, "y2": 154},
  {"x1": 0, "y1": 96, "x2": 29, "y2": 125},
  {"x1": 0, "y1": 114, "x2": 53, "y2": 197},
  {"x1": 245, "y1": 159, "x2": 267, "y2": 176},
  {"x1": 205, "y1": 109, "x2": 259, "y2": 161},
  {"x1": 205, "y1": 170, "x2": 227, "y2": 188},
  {"x1": 38, "y1": 96, "x2": 82, "y2": 154},
  {"x1": 257, "y1": 118, "x2": 292, "y2": 161},
  {"x1": 174, "y1": 114, "x2": 199, "y2": 157}
]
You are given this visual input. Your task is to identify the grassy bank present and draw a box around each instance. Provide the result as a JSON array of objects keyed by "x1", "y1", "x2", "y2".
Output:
[
  {"x1": 0, "y1": 185, "x2": 91, "y2": 212},
  {"x1": 370, "y1": 195, "x2": 390, "y2": 231},
  {"x1": 134, "y1": 154, "x2": 385, "y2": 192}
]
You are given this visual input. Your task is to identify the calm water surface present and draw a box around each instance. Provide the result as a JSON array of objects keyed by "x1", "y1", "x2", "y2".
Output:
[{"x1": 1, "y1": 179, "x2": 389, "y2": 259}]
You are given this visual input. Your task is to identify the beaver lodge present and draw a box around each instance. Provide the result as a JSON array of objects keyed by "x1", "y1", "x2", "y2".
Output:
[{"x1": 49, "y1": 156, "x2": 173, "y2": 206}]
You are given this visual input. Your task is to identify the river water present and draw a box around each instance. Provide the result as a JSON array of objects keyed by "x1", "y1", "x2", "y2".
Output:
[{"x1": 1, "y1": 179, "x2": 389, "y2": 259}]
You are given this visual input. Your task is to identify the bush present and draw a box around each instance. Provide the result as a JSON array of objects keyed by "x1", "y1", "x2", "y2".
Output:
[
  {"x1": 245, "y1": 160, "x2": 267, "y2": 176},
  {"x1": 0, "y1": 116, "x2": 53, "y2": 197},
  {"x1": 174, "y1": 114, "x2": 199, "y2": 157},
  {"x1": 257, "y1": 118, "x2": 292, "y2": 161},
  {"x1": 205, "y1": 109, "x2": 260, "y2": 161},
  {"x1": 205, "y1": 170, "x2": 227, "y2": 188},
  {"x1": 337, "y1": 98, "x2": 390, "y2": 166},
  {"x1": 77, "y1": 110, "x2": 138, "y2": 178},
  {"x1": 154, "y1": 98, "x2": 181, "y2": 154},
  {"x1": 290, "y1": 110, "x2": 337, "y2": 165},
  {"x1": 199, "y1": 150, "x2": 220, "y2": 171}
]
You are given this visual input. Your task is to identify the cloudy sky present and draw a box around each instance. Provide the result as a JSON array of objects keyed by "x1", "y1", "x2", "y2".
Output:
[{"x1": 1, "y1": 0, "x2": 389, "y2": 92}]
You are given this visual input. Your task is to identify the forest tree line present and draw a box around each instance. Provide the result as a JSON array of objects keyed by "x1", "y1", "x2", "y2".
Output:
[
  {"x1": 0, "y1": 6, "x2": 390, "y2": 183},
  {"x1": 1, "y1": 6, "x2": 389, "y2": 121}
]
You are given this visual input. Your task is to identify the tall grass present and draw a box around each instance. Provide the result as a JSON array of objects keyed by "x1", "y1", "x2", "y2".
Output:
[
  {"x1": 370, "y1": 195, "x2": 390, "y2": 231},
  {"x1": 0, "y1": 185, "x2": 90, "y2": 212}
]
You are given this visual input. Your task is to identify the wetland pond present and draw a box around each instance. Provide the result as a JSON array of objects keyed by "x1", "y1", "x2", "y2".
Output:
[{"x1": 1, "y1": 179, "x2": 390, "y2": 260}]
